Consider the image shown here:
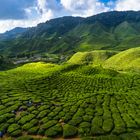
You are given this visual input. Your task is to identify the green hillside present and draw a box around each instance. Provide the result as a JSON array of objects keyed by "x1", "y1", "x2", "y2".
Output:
[
  {"x1": 0, "y1": 61, "x2": 140, "y2": 139},
  {"x1": 0, "y1": 11, "x2": 140, "y2": 140},
  {"x1": 68, "y1": 47, "x2": 140, "y2": 72},
  {"x1": 114, "y1": 21, "x2": 138, "y2": 39},
  {"x1": 68, "y1": 50, "x2": 117, "y2": 65},
  {"x1": 104, "y1": 47, "x2": 140, "y2": 71},
  {"x1": 1, "y1": 11, "x2": 140, "y2": 56},
  {"x1": 115, "y1": 36, "x2": 140, "y2": 50}
]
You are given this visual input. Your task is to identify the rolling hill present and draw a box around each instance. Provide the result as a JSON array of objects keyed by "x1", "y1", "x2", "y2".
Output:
[
  {"x1": 1, "y1": 11, "x2": 140, "y2": 57},
  {"x1": 68, "y1": 50, "x2": 118, "y2": 65},
  {"x1": 68, "y1": 47, "x2": 140, "y2": 72},
  {"x1": 0, "y1": 60, "x2": 140, "y2": 139},
  {"x1": 103, "y1": 47, "x2": 140, "y2": 71}
]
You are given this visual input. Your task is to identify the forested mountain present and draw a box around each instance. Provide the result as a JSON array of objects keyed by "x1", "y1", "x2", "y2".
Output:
[
  {"x1": 1, "y1": 11, "x2": 140, "y2": 57},
  {"x1": 0, "y1": 27, "x2": 27, "y2": 41}
]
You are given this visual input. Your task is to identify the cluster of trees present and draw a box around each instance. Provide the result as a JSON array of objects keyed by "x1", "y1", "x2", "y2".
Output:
[
  {"x1": 0, "y1": 55, "x2": 13, "y2": 70},
  {"x1": 0, "y1": 92, "x2": 139, "y2": 138}
]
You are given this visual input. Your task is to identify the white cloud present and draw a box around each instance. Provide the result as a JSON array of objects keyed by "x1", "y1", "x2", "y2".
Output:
[
  {"x1": 1, "y1": 0, "x2": 140, "y2": 33},
  {"x1": 0, "y1": 11, "x2": 53, "y2": 33},
  {"x1": 0, "y1": 0, "x2": 109, "y2": 33},
  {"x1": 60, "y1": 0, "x2": 109, "y2": 17},
  {"x1": 0, "y1": 20, "x2": 36, "y2": 33},
  {"x1": 0, "y1": 0, "x2": 54, "y2": 33},
  {"x1": 115, "y1": 0, "x2": 140, "y2": 11}
]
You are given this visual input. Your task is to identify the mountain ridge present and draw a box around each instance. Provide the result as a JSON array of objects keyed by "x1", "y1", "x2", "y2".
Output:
[
  {"x1": 1, "y1": 11, "x2": 140, "y2": 57},
  {"x1": 0, "y1": 27, "x2": 27, "y2": 41}
]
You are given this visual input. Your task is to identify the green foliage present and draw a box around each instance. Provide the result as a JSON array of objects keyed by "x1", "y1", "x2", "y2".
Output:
[
  {"x1": 18, "y1": 114, "x2": 35, "y2": 125},
  {"x1": 104, "y1": 47, "x2": 140, "y2": 72},
  {"x1": 79, "y1": 122, "x2": 91, "y2": 136},
  {"x1": 63, "y1": 124, "x2": 78, "y2": 138},
  {"x1": 102, "y1": 119, "x2": 113, "y2": 132},
  {"x1": 28, "y1": 126, "x2": 39, "y2": 134},
  {"x1": 91, "y1": 116, "x2": 104, "y2": 135},
  {"x1": 112, "y1": 116, "x2": 126, "y2": 134},
  {"x1": 0, "y1": 61, "x2": 140, "y2": 139},
  {"x1": 119, "y1": 133, "x2": 138, "y2": 140},
  {"x1": 37, "y1": 110, "x2": 49, "y2": 118},
  {"x1": 10, "y1": 129, "x2": 22, "y2": 137},
  {"x1": 22, "y1": 119, "x2": 38, "y2": 131},
  {"x1": 42, "y1": 120, "x2": 57, "y2": 129},
  {"x1": 0, "y1": 123, "x2": 9, "y2": 132},
  {"x1": 68, "y1": 50, "x2": 117, "y2": 65},
  {"x1": 45, "y1": 124, "x2": 62, "y2": 137},
  {"x1": 68, "y1": 116, "x2": 83, "y2": 126},
  {"x1": 7, "y1": 124, "x2": 20, "y2": 134},
  {"x1": 0, "y1": 55, "x2": 13, "y2": 70}
]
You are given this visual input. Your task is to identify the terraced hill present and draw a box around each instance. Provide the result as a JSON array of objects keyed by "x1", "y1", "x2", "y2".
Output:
[
  {"x1": 68, "y1": 50, "x2": 117, "y2": 65},
  {"x1": 103, "y1": 47, "x2": 140, "y2": 71},
  {"x1": 0, "y1": 62, "x2": 140, "y2": 140},
  {"x1": 68, "y1": 47, "x2": 140, "y2": 73}
]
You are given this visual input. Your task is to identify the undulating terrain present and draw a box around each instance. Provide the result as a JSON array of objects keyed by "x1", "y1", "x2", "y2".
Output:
[
  {"x1": 0, "y1": 47, "x2": 140, "y2": 140},
  {"x1": 0, "y1": 11, "x2": 140, "y2": 140}
]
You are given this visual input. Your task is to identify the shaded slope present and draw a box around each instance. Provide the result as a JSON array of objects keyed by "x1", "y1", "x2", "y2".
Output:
[
  {"x1": 115, "y1": 36, "x2": 140, "y2": 50},
  {"x1": 68, "y1": 22, "x2": 117, "y2": 51},
  {"x1": 114, "y1": 21, "x2": 139, "y2": 39}
]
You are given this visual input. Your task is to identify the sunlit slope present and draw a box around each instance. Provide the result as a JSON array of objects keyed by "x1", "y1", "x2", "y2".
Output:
[
  {"x1": 104, "y1": 47, "x2": 140, "y2": 71},
  {"x1": 68, "y1": 50, "x2": 117, "y2": 65},
  {"x1": 0, "y1": 62, "x2": 61, "y2": 84},
  {"x1": 0, "y1": 62, "x2": 140, "y2": 139},
  {"x1": 17, "y1": 62, "x2": 58, "y2": 72}
]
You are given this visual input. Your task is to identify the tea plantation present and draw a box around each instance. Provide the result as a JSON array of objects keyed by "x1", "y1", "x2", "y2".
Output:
[{"x1": 0, "y1": 61, "x2": 140, "y2": 140}]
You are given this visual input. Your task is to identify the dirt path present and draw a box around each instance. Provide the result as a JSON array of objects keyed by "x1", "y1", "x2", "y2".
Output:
[{"x1": 1, "y1": 135, "x2": 81, "y2": 140}]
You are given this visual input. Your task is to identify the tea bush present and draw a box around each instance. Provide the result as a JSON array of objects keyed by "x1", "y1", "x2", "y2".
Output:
[
  {"x1": 63, "y1": 124, "x2": 78, "y2": 138},
  {"x1": 0, "y1": 63, "x2": 139, "y2": 139}
]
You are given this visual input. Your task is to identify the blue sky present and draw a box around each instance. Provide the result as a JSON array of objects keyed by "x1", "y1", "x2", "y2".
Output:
[{"x1": 0, "y1": 0, "x2": 140, "y2": 33}]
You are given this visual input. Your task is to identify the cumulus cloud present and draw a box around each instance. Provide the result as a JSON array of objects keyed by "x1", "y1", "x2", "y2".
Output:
[
  {"x1": 115, "y1": 0, "x2": 140, "y2": 11},
  {"x1": 0, "y1": 0, "x2": 55, "y2": 33},
  {"x1": 0, "y1": 9, "x2": 53, "y2": 33},
  {"x1": 60, "y1": 0, "x2": 109, "y2": 17},
  {"x1": 0, "y1": 0, "x2": 67, "y2": 33}
]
